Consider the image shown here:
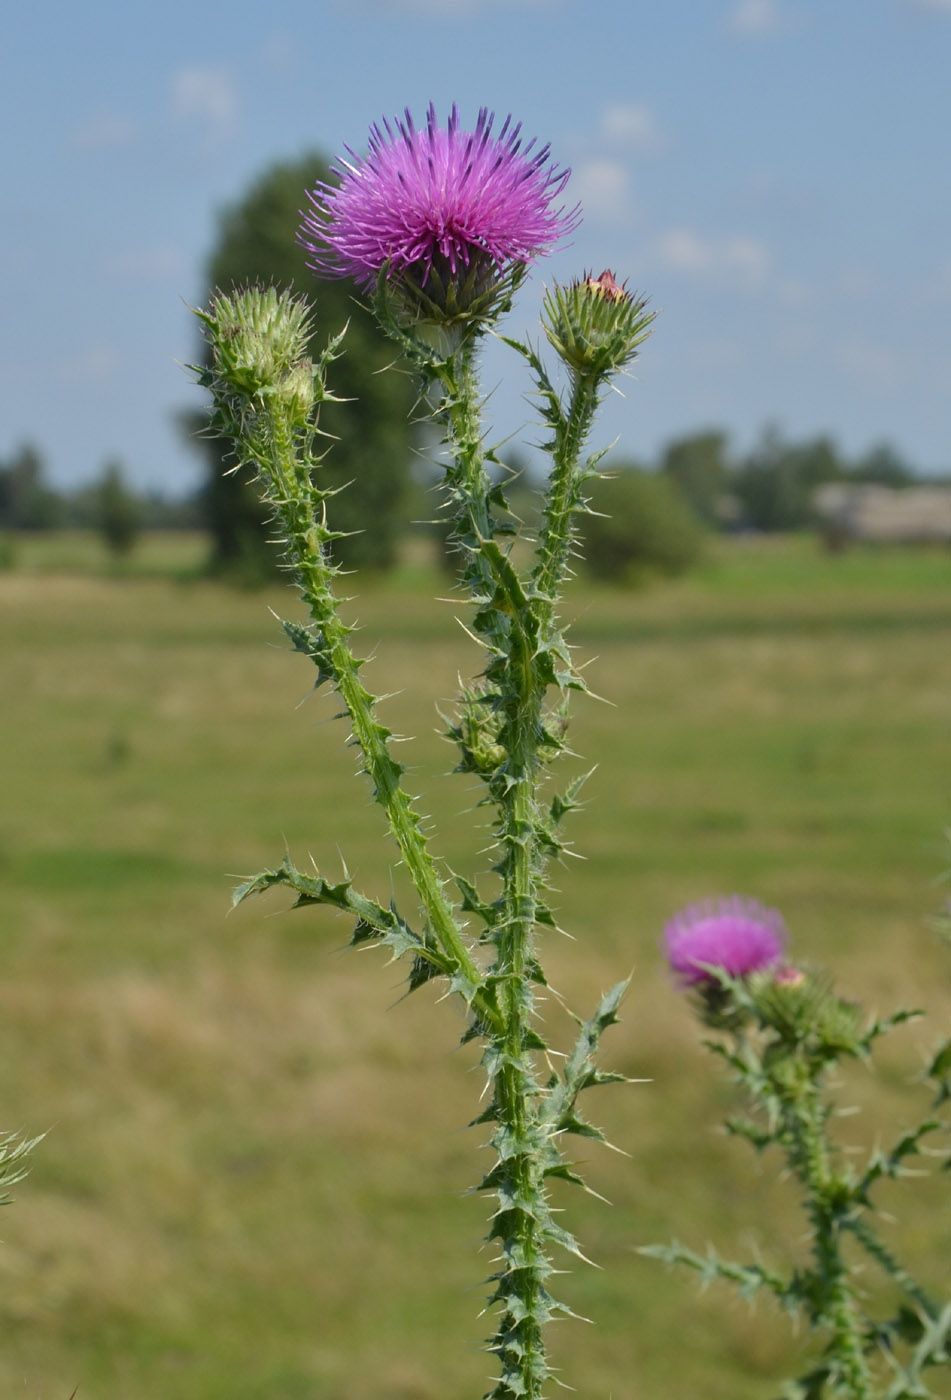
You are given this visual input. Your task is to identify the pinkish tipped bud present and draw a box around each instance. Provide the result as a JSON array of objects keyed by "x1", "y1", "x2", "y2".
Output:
[
  {"x1": 773, "y1": 965, "x2": 806, "y2": 988},
  {"x1": 542, "y1": 272, "x2": 654, "y2": 381},
  {"x1": 583, "y1": 269, "x2": 627, "y2": 302}
]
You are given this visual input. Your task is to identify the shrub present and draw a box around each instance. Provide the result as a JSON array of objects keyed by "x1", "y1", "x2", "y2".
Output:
[{"x1": 579, "y1": 464, "x2": 706, "y2": 584}]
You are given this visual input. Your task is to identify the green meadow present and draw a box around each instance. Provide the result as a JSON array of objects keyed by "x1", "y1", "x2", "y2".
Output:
[{"x1": 1, "y1": 532, "x2": 949, "y2": 1399}]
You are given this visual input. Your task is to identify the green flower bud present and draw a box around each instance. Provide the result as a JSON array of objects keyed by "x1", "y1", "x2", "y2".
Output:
[
  {"x1": 542, "y1": 270, "x2": 655, "y2": 381},
  {"x1": 274, "y1": 361, "x2": 317, "y2": 421},
  {"x1": 201, "y1": 286, "x2": 314, "y2": 397}
]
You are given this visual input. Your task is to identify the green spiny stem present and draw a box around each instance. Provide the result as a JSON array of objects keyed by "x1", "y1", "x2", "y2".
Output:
[
  {"x1": 432, "y1": 343, "x2": 508, "y2": 603},
  {"x1": 532, "y1": 369, "x2": 602, "y2": 612},
  {"x1": 432, "y1": 343, "x2": 568, "y2": 1398},
  {"x1": 786, "y1": 1082, "x2": 873, "y2": 1398},
  {"x1": 385, "y1": 322, "x2": 615, "y2": 1398},
  {"x1": 486, "y1": 778, "x2": 548, "y2": 1396},
  {"x1": 262, "y1": 397, "x2": 500, "y2": 1034}
]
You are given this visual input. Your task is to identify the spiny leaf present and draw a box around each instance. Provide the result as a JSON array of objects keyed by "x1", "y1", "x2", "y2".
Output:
[
  {"x1": 233, "y1": 855, "x2": 432, "y2": 966},
  {"x1": 639, "y1": 1239, "x2": 790, "y2": 1304},
  {"x1": 549, "y1": 771, "x2": 594, "y2": 827},
  {"x1": 457, "y1": 875, "x2": 500, "y2": 930},
  {"x1": 555, "y1": 1112, "x2": 606, "y2": 1143},
  {"x1": 859, "y1": 1121, "x2": 943, "y2": 1194},
  {"x1": 862, "y1": 1007, "x2": 925, "y2": 1050},
  {"x1": 726, "y1": 1116, "x2": 775, "y2": 1151},
  {"x1": 541, "y1": 980, "x2": 632, "y2": 1135},
  {"x1": 927, "y1": 1038, "x2": 951, "y2": 1105}
]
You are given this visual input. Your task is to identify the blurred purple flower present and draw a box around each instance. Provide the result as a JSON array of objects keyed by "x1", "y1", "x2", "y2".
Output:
[
  {"x1": 299, "y1": 103, "x2": 579, "y2": 295},
  {"x1": 664, "y1": 897, "x2": 787, "y2": 987}
]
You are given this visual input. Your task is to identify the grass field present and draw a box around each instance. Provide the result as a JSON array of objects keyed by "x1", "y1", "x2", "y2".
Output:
[{"x1": 1, "y1": 531, "x2": 949, "y2": 1399}]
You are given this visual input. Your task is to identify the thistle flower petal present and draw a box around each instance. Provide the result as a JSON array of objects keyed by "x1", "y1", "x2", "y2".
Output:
[
  {"x1": 300, "y1": 103, "x2": 579, "y2": 323},
  {"x1": 664, "y1": 897, "x2": 787, "y2": 986}
]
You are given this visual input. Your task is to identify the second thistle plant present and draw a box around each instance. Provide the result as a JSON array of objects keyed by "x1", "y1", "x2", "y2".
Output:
[
  {"x1": 193, "y1": 103, "x2": 654, "y2": 1399},
  {"x1": 646, "y1": 899, "x2": 951, "y2": 1400}
]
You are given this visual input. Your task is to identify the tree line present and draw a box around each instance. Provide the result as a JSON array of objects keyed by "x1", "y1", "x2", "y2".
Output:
[
  {"x1": 0, "y1": 443, "x2": 202, "y2": 554},
  {"x1": 3, "y1": 152, "x2": 944, "y2": 579}
]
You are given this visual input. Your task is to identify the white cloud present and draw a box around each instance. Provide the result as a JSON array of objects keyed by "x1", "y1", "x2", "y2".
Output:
[
  {"x1": 114, "y1": 245, "x2": 186, "y2": 281},
  {"x1": 572, "y1": 158, "x2": 633, "y2": 223},
  {"x1": 70, "y1": 114, "x2": 138, "y2": 152},
  {"x1": 565, "y1": 103, "x2": 658, "y2": 225},
  {"x1": 657, "y1": 228, "x2": 712, "y2": 274},
  {"x1": 836, "y1": 337, "x2": 902, "y2": 390},
  {"x1": 170, "y1": 66, "x2": 237, "y2": 145},
  {"x1": 600, "y1": 102, "x2": 661, "y2": 154},
  {"x1": 57, "y1": 346, "x2": 120, "y2": 385},
  {"x1": 728, "y1": 0, "x2": 785, "y2": 34},
  {"x1": 727, "y1": 238, "x2": 771, "y2": 283},
  {"x1": 656, "y1": 227, "x2": 771, "y2": 289}
]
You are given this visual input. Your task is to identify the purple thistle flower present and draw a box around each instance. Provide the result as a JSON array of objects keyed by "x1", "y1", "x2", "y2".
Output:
[
  {"x1": 664, "y1": 897, "x2": 787, "y2": 987},
  {"x1": 300, "y1": 104, "x2": 579, "y2": 321}
]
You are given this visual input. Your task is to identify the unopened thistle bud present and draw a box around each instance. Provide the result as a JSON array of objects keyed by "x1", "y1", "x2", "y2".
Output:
[
  {"x1": 543, "y1": 270, "x2": 655, "y2": 380},
  {"x1": 272, "y1": 361, "x2": 317, "y2": 420},
  {"x1": 583, "y1": 268, "x2": 626, "y2": 301},
  {"x1": 199, "y1": 286, "x2": 314, "y2": 400}
]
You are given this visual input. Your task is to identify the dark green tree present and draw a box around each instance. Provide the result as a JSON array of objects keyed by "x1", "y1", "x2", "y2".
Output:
[
  {"x1": 851, "y1": 440, "x2": 913, "y2": 487},
  {"x1": 0, "y1": 443, "x2": 63, "y2": 530},
  {"x1": 95, "y1": 459, "x2": 140, "y2": 558},
  {"x1": 732, "y1": 427, "x2": 842, "y2": 532},
  {"x1": 660, "y1": 429, "x2": 729, "y2": 527},
  {"x1": 191, "y1": 154, "x2": 416, "y2": 580},
  {"x1": 578, "y1": 463, "x2": 706, "y2": 583}
]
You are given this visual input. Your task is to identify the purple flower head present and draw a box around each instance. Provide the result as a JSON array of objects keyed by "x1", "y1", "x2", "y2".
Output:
[
  {"x1": 664, "y1": 897, "x2": 787, "y2": 988},
  {"x1": 300, "y1": 104, "x2": 580, "y2": 323}
]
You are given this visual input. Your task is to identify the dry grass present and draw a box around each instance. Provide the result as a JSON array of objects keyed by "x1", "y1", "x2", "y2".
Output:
[{"x1": 0, "y1": 536, "x2": 949, "y2": 1398}]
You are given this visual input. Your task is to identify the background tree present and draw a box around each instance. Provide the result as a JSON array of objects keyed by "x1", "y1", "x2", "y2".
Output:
[
  {"x1": 660, "y1": 430, "x2": 729, "y2": 527},
  {"x1": 731, "y1": 426, "x2": 844, "y2": 532},
  {"x1": 94, "y1": 459, "x2": 140, "y2": 559},
  {"x1": 851, "y1": 440, "x2": 913, "y2": 487},
  {"x1": 579, "y1": 463, "x2": 707, "y2": 584},
  {"x1": 0, "y1": 443, "x2": 63, "y2": 530},
  {"x1": 190, "y1": 154, "x2": 417, "y2": 580}
]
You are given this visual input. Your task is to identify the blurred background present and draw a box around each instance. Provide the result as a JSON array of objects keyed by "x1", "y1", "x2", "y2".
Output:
[{"x1": 2, "y1": 2, "x2": 950, "y2": 1397}]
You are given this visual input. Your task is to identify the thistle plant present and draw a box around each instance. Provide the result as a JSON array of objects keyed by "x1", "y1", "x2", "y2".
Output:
[
  {"x1": 645, "y1": 899, "x2": 951, "y2": 1400},
  {"x1": 192, "y1": 104, "x2": 654, "y2": 1398}
]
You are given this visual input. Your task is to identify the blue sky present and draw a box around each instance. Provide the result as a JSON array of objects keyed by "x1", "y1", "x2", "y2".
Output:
[{"x1": 3, "y1": 0, "x2": 950, "y2": 492}]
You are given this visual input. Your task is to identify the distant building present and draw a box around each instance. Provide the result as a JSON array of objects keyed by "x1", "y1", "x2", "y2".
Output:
[{"x1": 813, "y1": 483, "x2": 951, "y2": 545}]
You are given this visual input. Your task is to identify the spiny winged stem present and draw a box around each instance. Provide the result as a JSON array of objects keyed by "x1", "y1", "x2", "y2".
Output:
[
  {"x1": 385, "y1": 308, "x2": 631, "y2": 1396},
  {"x1": 193, "y1": 290, "x2": 496, "y2": 1033},
  {"x1": 267, "y1": 426, "x2": 488, "y2": 1007},
  {"x1": 531, "y1": 366, "x2": 602, "y2": 616},
  {"x1": 429, "y1": 338, "x2": 583, "y2": 1399},
  {"x1": 785, "y1": 1078, "x2": 873, "y2": 1398}
]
